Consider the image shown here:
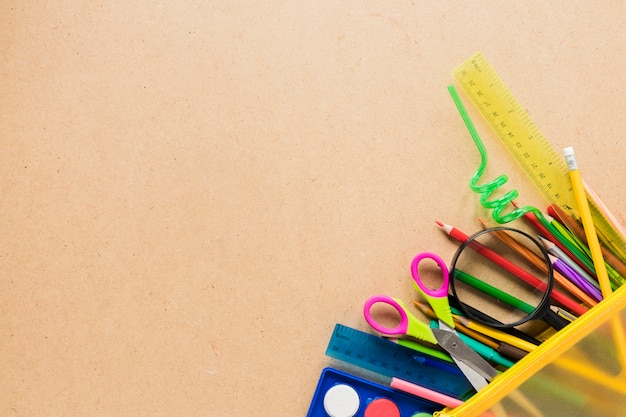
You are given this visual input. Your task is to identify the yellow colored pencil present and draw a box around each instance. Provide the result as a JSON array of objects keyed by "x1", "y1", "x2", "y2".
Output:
[
  {"x1": 413, "y1": 301, "x2": 499, "y2": 349},
  {"x1": 454, "y1": 315, "x2": 537, "y2": 353}
]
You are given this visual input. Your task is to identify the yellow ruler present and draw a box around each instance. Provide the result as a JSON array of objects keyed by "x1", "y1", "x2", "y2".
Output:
[{"x1": 452, "y1": 51, "x2": 626, "y2": 262}]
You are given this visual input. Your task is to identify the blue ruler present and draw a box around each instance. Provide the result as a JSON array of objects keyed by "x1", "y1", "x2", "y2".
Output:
[{"x1": 325, "y1": 324, "x2": 474, "y2": 399}]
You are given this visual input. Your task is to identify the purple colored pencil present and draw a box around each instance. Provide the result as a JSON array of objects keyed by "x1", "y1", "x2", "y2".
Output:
[{"x1": 548, "y1": 254, "x2": 603, "y2": 302}]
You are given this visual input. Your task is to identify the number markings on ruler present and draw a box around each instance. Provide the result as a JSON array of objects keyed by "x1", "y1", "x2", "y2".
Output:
[
  {"x1": 325, "y1": 324, "x2": 473, "y2": 399},
  {"x1": 451, "y1": 51, "x2": 626, "y2": 266},
  {"x1": 452, "y1": 52, "x2": 577, "y2": 216}
]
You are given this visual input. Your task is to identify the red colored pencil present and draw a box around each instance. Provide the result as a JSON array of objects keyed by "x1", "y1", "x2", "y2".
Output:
[{"x1": 437, "y1": 221, "x2": 587, "y2": 316}]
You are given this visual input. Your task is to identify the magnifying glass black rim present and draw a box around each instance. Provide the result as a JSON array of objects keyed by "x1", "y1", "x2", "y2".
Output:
[{"x1": 448, "y1": 226, "x2": 555, "y2": 329}]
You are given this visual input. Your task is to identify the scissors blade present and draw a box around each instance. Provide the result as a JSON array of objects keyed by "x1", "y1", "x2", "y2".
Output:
[
  {"x1": 432, "y1": 324, "x2": 499, "y2": 383},
  {"x1": 451, "y1": 357, "x2": 488, "y2": 392}
]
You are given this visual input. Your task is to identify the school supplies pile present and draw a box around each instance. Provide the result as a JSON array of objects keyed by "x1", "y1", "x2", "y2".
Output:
[{"x1": 306, "y1": 52, "x2": 626, "y2": 417}]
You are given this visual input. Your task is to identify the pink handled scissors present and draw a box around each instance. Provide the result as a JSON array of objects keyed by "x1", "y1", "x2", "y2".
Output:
[
  {"x1": 363, "y1": 252, "x2": 499, "y2": 392},
  {"x1": 410, "y1": 252, "x2": 455, "y2": 329}
]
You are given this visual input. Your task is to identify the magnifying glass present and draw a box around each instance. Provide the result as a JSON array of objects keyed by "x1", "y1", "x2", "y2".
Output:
[{"x1": 449, "y1": 227, "x2": 570, "y2": 331}]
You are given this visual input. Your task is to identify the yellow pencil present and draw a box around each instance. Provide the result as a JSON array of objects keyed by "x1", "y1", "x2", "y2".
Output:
[
  {"x1": 564, "y1": 147, "x2": 626, "y2": 370},
  {"x1": 563, "y1": 147, "x2": 612, "y2": 297}
]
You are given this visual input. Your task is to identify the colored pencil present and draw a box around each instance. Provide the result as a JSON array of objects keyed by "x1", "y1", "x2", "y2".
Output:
[
  {"x1": 430, "y1": 321, "x2": 515, "y2": 369},
  {"x1": 413, "y1": 300, "x2": 525, "y2": 361},
  {"x1": 454, "y1": 316, "x2": 537, "y2": 353},
  {"x1": 539, "y1": 236, "x2": 600, "y2": 291},
  {"x1": 387, "y1": 338, "x2": 453, "y2": 363},
  {"x1": 495, "y1": 342, "x2": 528, "y2": 362},
  {"x1": 514, "y1": 202, "x2": 594, "y2": 275},
  {"x1": 547, "y1": 254, "x2": 602, "y2": 302},
  {"x1": 478, "y1": 219, "x2": 597, "y2": 308},
  {"x1": 549, "y1": 305, "x2": 577, "y2": 323},
  {"x1": 547, "y1": 206, "x2": 624, "y2": 288},
  {"x1": 436, "y1": 221, "x2": 587, "y2": 316},
  {"x1": 548, "y1": 215, "x2": 590, "y2": 258},
  {"x1": 413, "y1": 301, "x2": 497, "y2": 347},
  {"x1": 549, "y1": 203, "x2": 626, "y2": 286},
  {"x1": 454, "y1": 268, "x2": 569, "y2": 330},
  {"x1": 447, "y1": 296, "x2": 541, "y2": 346},
  {"x1": 453, "y1": 269, "x2": 535, "y2": 314}
]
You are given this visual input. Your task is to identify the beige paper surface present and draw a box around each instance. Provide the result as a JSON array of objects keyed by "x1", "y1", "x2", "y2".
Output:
[{"x1": 2, "y1": 2, "x2": 625, "y2": 416}]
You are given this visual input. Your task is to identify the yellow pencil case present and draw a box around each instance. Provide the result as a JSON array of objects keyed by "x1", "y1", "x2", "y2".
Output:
[{"x1": 436, "y1": 284, "x2": 626, "y2": 417}]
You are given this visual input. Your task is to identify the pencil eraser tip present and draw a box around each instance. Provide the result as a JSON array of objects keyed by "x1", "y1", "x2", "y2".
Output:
[{"x1": 563, "y1": 147, "x2": 577, "y2": 170}]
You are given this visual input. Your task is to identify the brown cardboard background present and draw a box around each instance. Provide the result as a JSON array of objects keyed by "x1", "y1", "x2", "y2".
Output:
[{"x1": 1, "y1": 2, "x2": 625, "y2": 416}]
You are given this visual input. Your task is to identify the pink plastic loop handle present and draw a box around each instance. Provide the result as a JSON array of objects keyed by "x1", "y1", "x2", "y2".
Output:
[
  {"x1": 410, "y1": 252, "x2": 450, "y2": 298},
  {"x1": 363, "y1": 295, "x2": 408, "y2": 336}
]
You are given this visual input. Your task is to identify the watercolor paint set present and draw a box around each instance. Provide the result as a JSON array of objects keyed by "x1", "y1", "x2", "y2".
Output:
[{"x1": 306, "y1": 367, "x2": 439, "y2": 417}]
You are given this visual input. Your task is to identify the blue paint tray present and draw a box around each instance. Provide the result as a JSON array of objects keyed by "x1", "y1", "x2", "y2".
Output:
[{"x1": 306, "y1": 367, "x2": 439, "y2": 417}]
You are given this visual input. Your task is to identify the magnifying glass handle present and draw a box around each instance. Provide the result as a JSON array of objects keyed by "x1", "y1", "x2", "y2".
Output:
[{"x1": 542, "y1": 308, "x2": 569, "y2": 331}]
